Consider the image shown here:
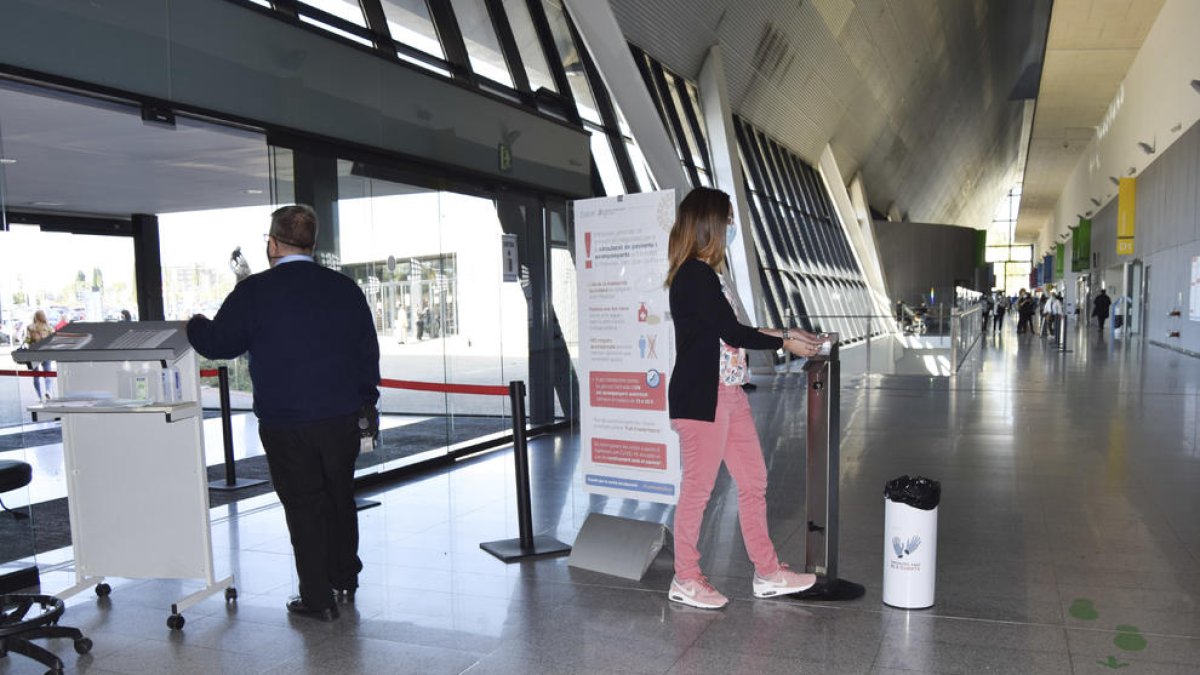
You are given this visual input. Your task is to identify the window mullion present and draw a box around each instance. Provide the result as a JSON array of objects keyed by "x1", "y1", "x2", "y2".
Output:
[
  {"x1": 427, "y1": 0, "x2": 477, "y2": 83},
  {"x1": 483, "y1": 0, "x2": 533, "y2": 96},
  {"x1": 359, "y1": 0, "x2": 395, "y2": 51},
  {"x1": 524, "y1": 0, "x2": 580, "y2": 124}
]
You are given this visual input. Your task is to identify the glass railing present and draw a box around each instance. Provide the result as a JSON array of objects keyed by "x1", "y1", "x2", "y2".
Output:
[{"x1": 949, "y1": 305, "x2": 984, "y2": 373}]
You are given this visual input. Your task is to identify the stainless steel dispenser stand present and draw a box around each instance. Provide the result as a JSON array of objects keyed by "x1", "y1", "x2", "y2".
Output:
[{"x1": 794, "y1": 334, "x2": 865, "y2": 601}]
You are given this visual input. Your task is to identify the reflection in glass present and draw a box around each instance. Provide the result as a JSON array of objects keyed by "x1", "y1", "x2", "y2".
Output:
[
  {"x1": 380, "y1": 0, "x2": 446, "y2": 60},
  {"x1": 500, "y1": 0, "x2": 557, "y2": 93},
  {"x1": 449, "y1": 0, "x2": 514, "y2": 86},
  {"x1": 335, "y1": 167, "x2": 527, "y2": 471}
]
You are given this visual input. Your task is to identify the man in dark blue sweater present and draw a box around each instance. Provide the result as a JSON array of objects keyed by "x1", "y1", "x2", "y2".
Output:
[{"x1": 187, "y1": 204, "x2": 380, "y2": 621}]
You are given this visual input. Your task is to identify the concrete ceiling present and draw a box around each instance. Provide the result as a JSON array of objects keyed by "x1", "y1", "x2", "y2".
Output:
[
  {"x1": 608, "y1": 0, "x2": 1052, "y2": 231},
  {"x1": 1014, "y1": 0, "x2": 1165, "y2": 242}
]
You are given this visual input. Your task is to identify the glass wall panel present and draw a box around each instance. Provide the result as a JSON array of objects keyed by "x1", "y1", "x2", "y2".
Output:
[
  {"x1": 500, "y1": 0, "x2": 557, "y2": 92},
  {"x1": 450, "y1": 0, "x2": 515, "y2": 86},
  {"x1": 540, "y1": 0, "x2": 600, "y2": 124},
  {"x1": 380, "y1": 0, "x2": 447, "y2": 60},
  {"x1": 333, "y1": 163, "x2": 526, "y2": 471},
  {"x1": 300, "y1": 0, "x2": 373, "y2": 46},
  {"x1": 588, "y1": 129, "x2": 624, "y2": 196}
]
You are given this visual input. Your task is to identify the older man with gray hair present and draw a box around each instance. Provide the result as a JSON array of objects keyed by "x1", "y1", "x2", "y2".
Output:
[{"x1": 187, "y1": 204, "x2": 380, "y2": 621}]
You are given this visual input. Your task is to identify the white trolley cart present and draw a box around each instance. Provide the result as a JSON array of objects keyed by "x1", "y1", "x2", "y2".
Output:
[{"x1": 13, "y1": 321, "x2": 235, "y2": 630}]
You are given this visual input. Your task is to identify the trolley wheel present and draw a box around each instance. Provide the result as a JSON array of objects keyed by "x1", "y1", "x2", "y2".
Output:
[
  {"x1": 225, "y1": 587, "x2": 238, "y2": 602},
  {"x1": 94, "y1": 583, "x2": 111, "y2": 598},
  {"x1": 73, "y1": 637, "x2": 93, "y2": 655},
  {"x1": 166, "y1": 613, "x2": 185, "y2": 630}
]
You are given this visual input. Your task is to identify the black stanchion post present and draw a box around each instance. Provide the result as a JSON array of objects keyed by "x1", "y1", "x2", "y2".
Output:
[
  {"x1": 209, "y1": 365, "x2": 267, "y2": 492},
  {"x1": 479, "y1": 380, "x2": 570, "y2": 562}
]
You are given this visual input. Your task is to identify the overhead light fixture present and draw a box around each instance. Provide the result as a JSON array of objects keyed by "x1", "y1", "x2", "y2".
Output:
[
  {"x1": 1171, "y1": 122, "x2": 1183, "y2": 133},
  {"x1": 242, "y1": 188, "x2": 264, "y2": 195},
  {"x1": 1109, "y1": 176, "x2": 1120, "y2": 186},
  {"x1": 30, "y1": 201, "x2": 65, "y2": 207},
  {"x1": 1137, "y1": 140, "x2": 1156, "y2": 155},
  {"x1": 1128, "y1": 167, "x2": 1137, "y2": 176},
  {"x1": 0, "y1": 157, "x2": 15, "y2": 165},
  {"x1": 1085, "y1": 210, "x2": 1094, "y2": 217},
  {"x1": 1090, "y1": 198, "x2": 1101, "y2": 206}
]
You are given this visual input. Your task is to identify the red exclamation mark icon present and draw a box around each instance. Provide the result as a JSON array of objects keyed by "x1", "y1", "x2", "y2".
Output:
[{"x1": 585, "y1": 231, "x2": 593, "y2": 269}]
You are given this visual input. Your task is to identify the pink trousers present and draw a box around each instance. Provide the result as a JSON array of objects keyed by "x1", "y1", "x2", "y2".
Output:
[{"x1": 671, "y1": 384, "x2": 780, "y2": 580}]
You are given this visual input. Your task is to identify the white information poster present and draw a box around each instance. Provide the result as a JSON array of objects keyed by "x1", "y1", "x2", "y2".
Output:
[
  {"x1": 575, "y1": 190, "x2": 679, "y2": 504},
  {"x1": 1190, "y1": 256, "x2": 1200, "y2": 322}
]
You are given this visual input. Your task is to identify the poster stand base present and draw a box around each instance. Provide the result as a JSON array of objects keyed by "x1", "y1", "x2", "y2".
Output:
[{"x1": 567, "y1": 513, "x2": 667, "y2": 580}]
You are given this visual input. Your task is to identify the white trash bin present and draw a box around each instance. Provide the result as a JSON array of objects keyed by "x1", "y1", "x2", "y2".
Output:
[{"x1": 882, "y1": 476, "x2": 940, "y2": 609}]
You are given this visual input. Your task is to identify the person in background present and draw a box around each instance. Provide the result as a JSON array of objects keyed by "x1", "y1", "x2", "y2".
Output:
[
  {"x1": 993, "y1": 293, "x2": 1007, "y2": 332},
  {"x1": 1017, "y1": 290, "x2": 1035, "y2": 334},
  {"x1": 981, "y1": 294, "x2": 993, "y2": 334},
  {"x1": 664, "y1": 187, "x2": 822, "y2": 610},
  {"x1": 1093, "y1": 288, "x2": 1112, "y2": 333},
  {"x1": 23, "y1": 310, "x2": 54, "y2": 400},
  {"x1": 187, "y1": 204, "x2": 380, "y2": 622}
]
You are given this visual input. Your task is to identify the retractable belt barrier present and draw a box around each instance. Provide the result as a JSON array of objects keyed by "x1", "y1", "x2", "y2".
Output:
[
  {"x1": 794, "y1": 335, "x2": 865, "y2": 601},
  {"x1": 2, "y1": 367, "x2": 566, "y2": 559}
]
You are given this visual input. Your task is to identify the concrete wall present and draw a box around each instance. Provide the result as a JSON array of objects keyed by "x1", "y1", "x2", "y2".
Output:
[
  {"x1": 1041, "y1": 0, "x2": 1200, "y2": 254},
  {"x1": 0, "y1": 0, "x2": 591, "y2": 197},
  {"x1": 1091, "y1": 119, "x2": 1200, "y2": 354},
  {"x1": 872, "y1": 220, "x2": 980, "y2": 308}
]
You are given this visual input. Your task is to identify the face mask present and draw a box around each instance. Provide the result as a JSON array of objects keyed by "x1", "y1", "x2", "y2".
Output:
[{"x1": 726, "y1": 224, "x2": 737, "y2": 246}]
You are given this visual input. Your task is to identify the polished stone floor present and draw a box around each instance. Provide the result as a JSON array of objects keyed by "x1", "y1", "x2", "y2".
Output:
[{"x1": 5, "y1": 326, "x2": 1200, "y2": 674}]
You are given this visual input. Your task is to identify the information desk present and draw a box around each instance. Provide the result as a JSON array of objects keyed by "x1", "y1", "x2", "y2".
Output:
[{"x1": 12, "y1": 321, "x2": 235, "y2": 630}]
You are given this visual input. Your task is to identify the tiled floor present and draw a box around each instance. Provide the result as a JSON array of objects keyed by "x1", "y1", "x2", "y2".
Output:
[{"x1": 5, "y1": 327, "x2": 1200, "y2": 674}]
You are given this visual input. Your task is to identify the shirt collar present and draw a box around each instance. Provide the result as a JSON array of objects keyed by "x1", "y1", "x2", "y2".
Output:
[{"x1": 275, "y1": 254, "x2": 314, "y2": 266}]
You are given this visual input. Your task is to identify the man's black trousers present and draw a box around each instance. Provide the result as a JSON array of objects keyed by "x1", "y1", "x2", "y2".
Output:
[{"x1": 259, "y1": 413, "x2": 362, "y2": 611}]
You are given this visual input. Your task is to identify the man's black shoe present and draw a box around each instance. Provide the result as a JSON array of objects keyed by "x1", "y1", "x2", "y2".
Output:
[
  {"x1": 286, "y1": 597, "x2": 339, "y2": 621},
  {"x1": 334, "y1": 588, "x2": 356, "y2": 604}
]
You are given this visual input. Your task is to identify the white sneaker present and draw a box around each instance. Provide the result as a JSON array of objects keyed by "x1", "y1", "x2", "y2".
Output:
[
  {"x1": 668, "y1": 576, "x2": 728, "y2": 609},
  {"x1": 752, "y1": 563, "x2": 817, "y2": 598}
]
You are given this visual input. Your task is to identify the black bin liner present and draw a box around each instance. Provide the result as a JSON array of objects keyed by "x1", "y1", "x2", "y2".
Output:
[{"x1": 884, "y1": 475, "x2": 941, "y2": 510}]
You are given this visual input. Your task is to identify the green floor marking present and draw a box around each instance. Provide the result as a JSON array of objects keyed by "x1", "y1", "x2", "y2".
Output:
[
  {"x1": 1069, "y1": 598, "x2": 1099, "y2": 620},
  {"x1": 1097, "y1": 655, "x2": 1129, "y2": 669},
  {"x1": 1113, "y1": 625, "x2": 1147, "y2": 652}
]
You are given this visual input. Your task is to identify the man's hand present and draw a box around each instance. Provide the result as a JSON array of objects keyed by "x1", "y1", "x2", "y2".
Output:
[{"x1": 358, "y1": 404, "x2": 379, "y2": 441}]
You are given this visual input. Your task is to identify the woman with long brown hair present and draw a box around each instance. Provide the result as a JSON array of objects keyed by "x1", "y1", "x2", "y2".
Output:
[
  {"x1": 24, "y1": 310, "x2": 55, "y2": 400},
  {"x1": 666, "y1": 187, "x2": 823, "y2": 609}
]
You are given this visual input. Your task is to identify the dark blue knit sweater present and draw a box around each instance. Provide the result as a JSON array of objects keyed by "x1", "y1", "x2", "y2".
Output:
[{"x1": 186, "y1": 260, "x2": 380, "y2": 426}]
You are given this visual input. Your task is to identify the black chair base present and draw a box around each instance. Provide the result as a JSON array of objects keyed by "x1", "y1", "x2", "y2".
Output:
[{"x1": 0, "y1": 594, "x2": 92, "y2": 674}]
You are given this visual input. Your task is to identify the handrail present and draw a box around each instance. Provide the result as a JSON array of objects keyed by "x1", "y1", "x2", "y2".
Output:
[{"x1": 950, "y1": 305, "x2": 983, "y2": 373}]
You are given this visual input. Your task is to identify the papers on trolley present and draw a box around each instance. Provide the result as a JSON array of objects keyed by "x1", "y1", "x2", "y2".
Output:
[{"x1": 42, "y1": 332, "x2": 93, "y2": 350}]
